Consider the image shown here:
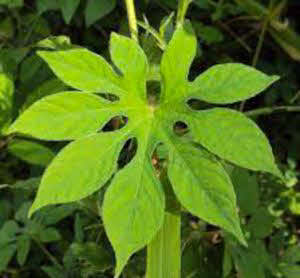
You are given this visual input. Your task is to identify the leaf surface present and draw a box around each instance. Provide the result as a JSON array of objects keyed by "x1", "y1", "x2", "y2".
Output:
[
  {"x1": 9, "y1": 92, "x2": 126, "y2": 140},
  {"x1": 85, "y1": 0, "x2": 116, "y2": 27},
  {"x1": 160, "y1": 23, "x2": 197, "y2": 103},
  {"x1": 166, "y1": 141, "x2": 245, "y2": 243},
  {"x1": 187, "y1": 108, "x2": 281, "y2": 177},
  {"x1": 38, "y1": 49, "x2": 124, "y2": 95},
  {"x1": 189, "y1": 63, "x2": 279, "y2": 104},
  {"x1": 29, "y1": 131, "x2": 129, "y2": 216}
]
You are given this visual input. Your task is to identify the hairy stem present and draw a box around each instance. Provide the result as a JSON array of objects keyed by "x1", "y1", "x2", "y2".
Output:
[
  {"x1": 146, "y1": 212, "x2": 181, "y2": 278},
  {"x1": 124, "y1": 0, "x2": 138, "y2": 41},
  {"x1": 177, "y1": 0, "x2": 192, "y2": 26}
]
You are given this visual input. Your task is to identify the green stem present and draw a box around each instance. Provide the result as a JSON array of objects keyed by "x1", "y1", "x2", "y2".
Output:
[
  {"x1": 177, "y1": 0, "x2": 192, "y2": 26},
  {"x1": 124, "y1": 0, "x2": 138, "y2": 41},
  {"x1": 146, "y1": 212, "x2": 181, "y2": 278},
  {"x1": 245, "y1": 105, "x2": 300, "y2": 117}
]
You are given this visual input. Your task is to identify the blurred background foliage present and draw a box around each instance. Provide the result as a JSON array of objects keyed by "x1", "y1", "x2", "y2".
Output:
[{"x1": 0, "y1": 0, "x2": 299, "y2": 277}]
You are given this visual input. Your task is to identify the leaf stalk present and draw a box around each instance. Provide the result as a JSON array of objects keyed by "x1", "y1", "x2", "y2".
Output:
[
  {"x1": 124, "y1": 0, "x2": 138, "y2": 41},
  {"x1": 146, "y1": 212, "x2": 181, "y2": 278},
  {"x1": 177, "y1": 0, "x2": 192, "y2": 26}
]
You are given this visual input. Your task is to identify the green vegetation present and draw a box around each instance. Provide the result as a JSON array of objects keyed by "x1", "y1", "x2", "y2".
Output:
[{"x1": 1, "y1": 1, "x2": 299, "y2": 278}]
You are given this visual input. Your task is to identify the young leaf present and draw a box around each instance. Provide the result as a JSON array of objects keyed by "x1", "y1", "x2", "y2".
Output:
[
  {"x1": 22, "y1": 78, "x2": 67, "y2": 109},
  {"x1": 16, "y1": 234, "x2": 31, "y2": 266},
  {"x1": 37, "y1": 49, "x2": 124, "y2": 95},
  {"x1": 0, "y1": 244, "x2": 17, "y2": 272},
  {"x1": 167, "y1": 142, "x2": 245, "y2": 244},
  {"x1": 160, "y1": 22, "x2": 197, "y2": 103},
  {"x1": 9, "y1": 92, "x2": 126, "y2": 140},
  {"x1": 188, "y1": 63, "x2": 279, "y2": 104},
  {"x1": 230, "y1": 167, "x2": 260, "y2": 215},
  {"x1": 110, "y1": 33, "x2": 149, "y2": 101},
  {"x1": 187, "y1": 108, "x2": 281, "y2": 177},
  {"x1": 29, "y1": 131, "x2": 127, "y2": 216},
  {"x1": 58, "y1": 0, "x2": 80, "y2": 24},
  {"x1": 103, "y1": 147, "x2": 165, "y2": 277},
  {"x1": 8, "y1": 139, "x2": 55, "y2": 166},
  {"x1": 0, "y1": 73, "x2": 14, "y2": 133},
  {"x1": 85, "y1": 0, "x2": 116, "y2": 27},
  {"x1": 10, "y1": 23, "x2": 281, "y2": 276}
]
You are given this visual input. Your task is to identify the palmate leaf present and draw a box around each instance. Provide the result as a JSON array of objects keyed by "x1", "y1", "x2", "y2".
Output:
[{"x1": 8, "y1": 22, "x2": 280, "y2": 277}]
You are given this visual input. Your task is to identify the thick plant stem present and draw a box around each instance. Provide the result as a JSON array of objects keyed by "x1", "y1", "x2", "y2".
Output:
[
  {"x1": 177, "y1": 0, "x2": 192, "y2": 26},
  {"x1": 146, "y1": 212, "x2": 181, "y2": 278},
  {"x1": 124, "y1": 0, "x2": 138, "y2": 41}
]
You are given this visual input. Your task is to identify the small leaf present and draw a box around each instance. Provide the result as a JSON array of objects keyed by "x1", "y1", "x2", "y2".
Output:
[
  {"x1": 103, "y1": 146, "x2": 165, "y2": 277},
  {"x1": 247, "y1": 207, "x2": 274, "y2": 239},
  {"x1": 85, "y1": 0, "x2": 116, "y2": 27},
  {"x1": 0, "y1": 73, "x2": 14, "y2": 133},
  {"x1": 8, "y1": 139, "x2": 55, "y2": 166},
  {"x1": 0, "y1": 244, "x2": 17, "y2": 272},
  {"x1": 22, "y1": 78, "x2": 67, "y2": 109},
  {"x1": 58, "y1": 0, "x2": 80, "y2": 24},
  {"x1": 160, "y1": 22, "x2": 197, "y2": 103},
  {"x1": 9, "y1": 92, "x2": 125, "y2": 140},
  {"x1": 71, "y1": 242, "x2": 113, "y2": 271},
  {"x1": 38, "y1": 48, "x2": 124, "y2": 95},
  {"x1": 0, "y1": 0, "x2": 23, "y2": 8},
  {"x1": 36, "y1": 0, "x2": 59, "y2": 14},
  {"x1": 110, "y1": 33, "x2": 148, "y2": 101},
  {"x1": 17, "y1": 234, "x2": 31, "y2": 266},
  {"x1": 230, "y1": 167, "x2": 259, "y2": 215},
  {"x1": 34, "y1": 205, "x2": 76, "y2": 226},
  {"x1": 167, "y1": 142, "x2": 245, "y2": 244},
  {"x1": 282, "y1": 245, "x2": 300, "y2": 264},
  {"x1": 42, "y1": 266, "x2": 66, "y2": 278},
  {"x1": 36, "y1": 36, "x2": 72, "y2": 50},
  {"x1": 39, "y1": 227, "x2": 61, "y2": 242},
  {"x1": 29, "y1": 131, "x2": 127, "y2": 216},
  {"x1": 189, "y1": 63, "x2": 279, "y2": 104},
  {"x1": 188, "y1": 108, "x2": 281, "y2": 177}
]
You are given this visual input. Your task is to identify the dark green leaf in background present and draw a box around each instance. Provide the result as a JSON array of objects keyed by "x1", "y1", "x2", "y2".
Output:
[{"x1": 85, "y1": 0, "x2": 116, "y2": 27}]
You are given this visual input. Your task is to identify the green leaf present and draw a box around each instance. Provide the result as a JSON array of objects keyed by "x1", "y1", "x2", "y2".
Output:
[
  {"x1": 71, "y1": 242, "x2": 113, "y2": 271},
  {"x1": 14, "y1": 24, "x2": 281, "y2": 276},
  {"x1": 167, "y1": 142, "x2": 245, "y2": 244},
  {"x1": 282, "y1": 245, "x2": 300, "y2": 264},
  {"x1": 8, "y1": 139, "x2": 55, "y2": 166},
  {"x1": 42, "y1": 266, "x2": 66, "y2": 278},
  {"x1": 0, "y1": 244, "x2": 17, "y2": 272},
  {"x1": 103, "y1": 143, "x2": 165, "y2": 277},
  {"x1": 16, "y1": 234, "x2": 31, "y2": 266},
  {"x1": 0, "y1": 220, "x2": 20, "y2": 246},
  {"x1": 22, "y1": 78, "x2": 67, "y2": 109},
  {"x1": 9, "y1": 92, "x2": 126, "y2": 140},
  {"x1": 189, "y1": 64, "x2": 279, "y2": 104},
  {"x1": 34, "y1": 205, "x2": 76, "y2": 226},
  {"x1": 230, "y1": 167, "x2": 259, "y2": 215},
  {"x1": 247, "y1": 207, "x2": 274, "y2": 239},
  {"x1": 0, "y1": 73, "x2": 14, "y2": 133},
  {"x1": 0, "y1": 0, "x2": 23, "y2": 8},
  {"x1": 36, "y1": 36, "x2": 72, "y2": 50},
  {"x1": 29, "y1": 131, "x2": 127, "y2": 216},
  {"x1": 36, "y1": 0, "x2": 59, "y2": 14},
  {"x1": 160, "y1": 23, "x2": 197, "y2": 103},
  {"x1": 280, "y1": 265, "x2": 300, "y2": 278},
  {"x1": 231, "y1": 240, "x2": 268, "y2": 278},
  {"x1": 110, "y1": 33, "x2": 148, "y2": 101},
  {"x1": 58, "y1": 0, "x2": 80, "y2": 24},
  {"x1": 39, "y1": 227, "x2": 61, "y2": 242},
  {"x1": 38, "y1": 48, "x2": 124, "y2": 95},
  {"x1": 85, "y1": 0, "x2": 116, "y2": 27},
  {"x1": 188, "y1": 108, "x2": 281, "y2": 177}
]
